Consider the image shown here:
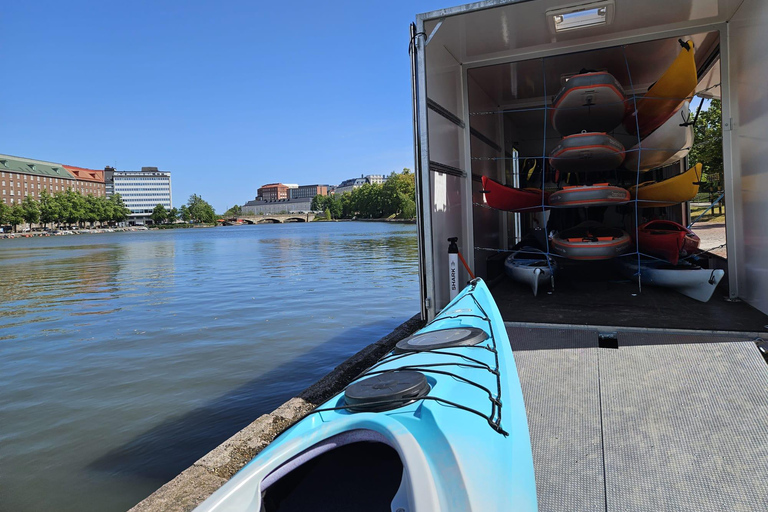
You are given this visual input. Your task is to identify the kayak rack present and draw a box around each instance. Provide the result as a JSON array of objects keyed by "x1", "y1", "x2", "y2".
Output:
[{"x1": 310, "y1": 292, "x2": 510, "y2": 436}]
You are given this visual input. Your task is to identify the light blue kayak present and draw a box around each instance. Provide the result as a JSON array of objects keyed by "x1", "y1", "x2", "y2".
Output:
[{"x1": 195, "y1": 278, "x2": 538, "y2": 511}]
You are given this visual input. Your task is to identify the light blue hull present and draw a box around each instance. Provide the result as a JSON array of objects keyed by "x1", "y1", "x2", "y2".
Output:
[{"x1": 195, "y1": 279, "x2": 538, "y2": 511}]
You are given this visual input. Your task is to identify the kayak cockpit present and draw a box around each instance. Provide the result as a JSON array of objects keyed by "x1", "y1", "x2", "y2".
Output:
[{"x1": 261, "y1": 432, "x2": 404, "y2": 512}]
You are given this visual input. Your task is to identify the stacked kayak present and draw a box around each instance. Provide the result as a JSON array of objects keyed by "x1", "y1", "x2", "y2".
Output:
[
  {"x1": 551, "y1": 222, "x2": 631, "y2": 260},
  {"x1": 548, "y1": 183, "x2": 629, "y2": 207},
  {"x1": 635, "y1": 220, "x2": 700, "y2": 265},
  {"x1": 505, "y1": 247, "x2": 557, "y2": 296},
  {"x1": 624, "y1": 101, "x2": 693, "y2": 172},
  {"x1": 551, "y1": 71, "x2": 627, "y2": 135},
  {"x1": 625, "y1": 40, "x2": 697, "y2": 137},
  {"x1": 629, "y1": 163, "x2": 702, "y2": 207},
  {"x1": 195, "y1": 279, "x2": 538, "y2": 512},
  {"x1": 482, "y1": 176, "x2": 549, "y2": 212},
  {"x1": 617, "y1": 257, "x2": 724, "y2": 302},
  {"x1": 549, "y1": 132, "x2": 625, "y2": 173}
]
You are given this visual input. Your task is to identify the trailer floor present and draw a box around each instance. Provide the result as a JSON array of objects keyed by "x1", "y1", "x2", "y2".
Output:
[
  {"x1": 509, "y1": 326, "x2": 768, "y2": 512},
  {"x1": 490, "y1": 266, "x2": 768, "y2": 332}
]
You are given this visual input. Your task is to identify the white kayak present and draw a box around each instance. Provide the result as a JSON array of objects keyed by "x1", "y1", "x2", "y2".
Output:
[
  {"x1": 504, "y1": 247, "x2": 557, "y2": 296},
  {"x1": 624, "y1": 102, "x2": 693, "y2": 172},
  {"x1": 617, "y1": 256, "x2": 725, "y2": 302}
]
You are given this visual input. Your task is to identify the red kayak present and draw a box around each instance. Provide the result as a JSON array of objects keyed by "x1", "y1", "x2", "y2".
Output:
[
  {"x1": 481, "y1": 176, "x2": 550, "y2": 212},
  {"x1": 635, "y1": 220, "x2": 700, "y2": 265}
]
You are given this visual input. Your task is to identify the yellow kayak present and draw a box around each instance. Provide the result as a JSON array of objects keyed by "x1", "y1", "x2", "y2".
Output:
[
  {"x1": 625, "y1": 40, "x2": 697, "y2": 137},
  {"x1": 629, "y1": 163, "x2": 702, "y2": 207}
]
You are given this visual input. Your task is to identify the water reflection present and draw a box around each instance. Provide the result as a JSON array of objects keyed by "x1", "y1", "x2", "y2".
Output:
[{"x1": 0, "y1": 224, "x2": 419, "y2": 512}]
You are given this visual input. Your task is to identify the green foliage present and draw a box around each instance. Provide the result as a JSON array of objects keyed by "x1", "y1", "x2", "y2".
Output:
[
  {"x1": 222, "y1": 204, "x2": 242, "y2": 217},
  {"x1": 8, "y1": 204, "x2": 24, "y2": 231},
  {"x1": 689, "y1": 99, "x2": 724, "y2": 192},
  {"x1": 21, "y1": 195, "x2": 41, "y2": 229},
  {"x1": 309, "y1": 170, "x2": 416, "y2": 220},
  {"x1": 168, "y1": 207, "x2": 179, "y2": 221},
  {"x1": 151, "y1": 204, "x2": 168, "y2": 224},
  {"x1": 0, "y1": 201, "x2": 8, "y2": 226},
  {"x1": 179, "y1": 205, "x2": 191, "y2": 222},
  {"x1": 324, "y1": 208, "x2": 331, "y2": 220},
  {"x1": 186, "y1": 194, "x2": 216, "y2": 223}
]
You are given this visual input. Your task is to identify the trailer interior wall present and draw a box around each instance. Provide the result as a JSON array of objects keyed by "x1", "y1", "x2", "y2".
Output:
[
  {"x1": 414, "y1": 0, "x2": 768, "y2": 320},
  {"x1": 725, "y1": 0, "x2": 768, "y2": 317}
]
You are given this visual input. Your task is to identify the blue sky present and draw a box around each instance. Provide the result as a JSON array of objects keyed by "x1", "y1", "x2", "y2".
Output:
[{"x1": 2, "y1": 1, "x2": 450, "y2": 212}]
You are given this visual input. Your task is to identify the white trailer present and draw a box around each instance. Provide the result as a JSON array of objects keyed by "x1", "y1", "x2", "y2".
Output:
[{"x1": 410, "y1": 0, "x2": 768, "y2": 324}]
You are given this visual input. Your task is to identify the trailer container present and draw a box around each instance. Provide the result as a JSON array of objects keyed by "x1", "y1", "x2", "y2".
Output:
[{"x1": 410, "y1": 0, "x2": 768, "y2": 329}]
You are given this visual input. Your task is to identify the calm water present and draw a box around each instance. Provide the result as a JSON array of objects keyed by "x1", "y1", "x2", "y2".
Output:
[{"x1": 0, "y1": 222, "x2": 419, "y2": 512}]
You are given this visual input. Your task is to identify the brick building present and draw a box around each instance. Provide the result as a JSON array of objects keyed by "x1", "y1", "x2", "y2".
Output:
[
  {"x1": 63, "y1": 165, "x2": 106, "y2": 197},
  {"x1": 289, "y1": 184, "x2": 328, "y2": 200},
  {"x1": 257, "y1": 183, "x2": 292, "y2": 201},
  {"x1": 0, "y1": 154, "x2": 76, "y2": 205}
]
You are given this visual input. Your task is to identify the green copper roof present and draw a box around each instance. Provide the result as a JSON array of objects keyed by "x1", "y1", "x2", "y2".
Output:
[{"x1": 0, "y1": 154, "x2": 75, "y2": 179}]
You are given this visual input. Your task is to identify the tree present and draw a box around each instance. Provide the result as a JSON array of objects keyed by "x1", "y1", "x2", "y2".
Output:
[
  {"x1": 222, "y1": 204, "x2": 242, "y2": 217},
  {"x1": 187, "y1": 194, "x2": 216, "y2": 223},
  {"x1": 108, "y1": 194, "x2": 131, "y2": 224},
  {"x1": 38, "y1": 189, "x2": 59, "y2": 228},
  {"x1": 8, "y1": 203, "x2": 24, "y2": 232},
  {"x1": 382, "y1": 169, "x2": 416, "y2": 218},
  {"x1": 0, "y1": 201, "x2": 9, "y2": 229},
  {"x1": 151, "y1": 204, "x2": 168, "y2": 224},
  {"x1": 83, "y1": 195, "x2": 104, "y2": 227},
  {"x1": 179, "y1": 205, "x2": 191, "y2": 222},
  {"x1": 168, "y1": 207, "x2": 179, "y2": 223},
  {"x1": 689, "y1": 99, "x2": 723, "y2": 193},
  {"x1": 20, "y1": 195, "x2": 40, "y2": 230}
]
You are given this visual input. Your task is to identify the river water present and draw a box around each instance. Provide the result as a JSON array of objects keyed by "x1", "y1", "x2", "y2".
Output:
[{"x1": 0, "y1": 222, "x2": 419, "y2": 512}]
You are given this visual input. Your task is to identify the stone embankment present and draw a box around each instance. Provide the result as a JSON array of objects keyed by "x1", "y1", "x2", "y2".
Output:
[{"x1": 130, "y1": 313, "x2": 424, "y2": 512}]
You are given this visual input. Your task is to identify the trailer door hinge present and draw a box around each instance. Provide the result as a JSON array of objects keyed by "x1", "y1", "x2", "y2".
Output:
[
  {"x1": 425, "y1": 297, "x2": 432, "y2": 309},
  {"x1": 723, "y1": 117, "x2": 733, "y2": 131}
]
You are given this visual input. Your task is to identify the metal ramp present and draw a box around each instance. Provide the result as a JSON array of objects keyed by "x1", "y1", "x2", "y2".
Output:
[{"x1": 508, "y1": 325, "x2": 768, "y2": 512}]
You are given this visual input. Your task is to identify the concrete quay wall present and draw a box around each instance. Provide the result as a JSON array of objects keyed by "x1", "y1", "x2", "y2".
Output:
[{"x1": 130, "y1": 314, "x2": 423, "y2": 512}]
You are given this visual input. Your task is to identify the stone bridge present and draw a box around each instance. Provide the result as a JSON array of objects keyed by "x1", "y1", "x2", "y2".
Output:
[{"x1": 230, "y1": 213, "x2": 316, "y2": 224}]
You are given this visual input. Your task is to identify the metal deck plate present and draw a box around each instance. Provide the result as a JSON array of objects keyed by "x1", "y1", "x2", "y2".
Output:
[
  {"x1": 509, "y1": 327, "x2": 605, "y2": 512},
  {"x1": 602, "y1": 333, "x2": 768, "y2": 511},
  {"x1": 508, "y1": 327, "x2": 768, "y2": 512}
]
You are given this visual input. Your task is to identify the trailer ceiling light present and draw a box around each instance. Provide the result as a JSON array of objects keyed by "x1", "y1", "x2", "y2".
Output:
[{"x1": 547, "y1": 1, "x2": 615, "y2": 33}]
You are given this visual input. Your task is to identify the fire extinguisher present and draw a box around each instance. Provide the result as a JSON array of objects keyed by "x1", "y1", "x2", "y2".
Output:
[{"x1": 448, "y1": 237, "x2": 460, "y2": 300}]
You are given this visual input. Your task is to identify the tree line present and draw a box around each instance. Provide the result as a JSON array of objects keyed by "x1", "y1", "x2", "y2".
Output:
[
  {"x1": 0, "y1": 190, "x2": 131, "y2": 232},
  {"x1": 310, "y1": 169, "x2": 416, "y2": 220},
  {"x1": 150, "y1": 194, "x2": 216, "y2": 224}
]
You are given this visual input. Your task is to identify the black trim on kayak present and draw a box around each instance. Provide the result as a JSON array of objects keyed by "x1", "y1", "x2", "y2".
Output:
[{"x1": 306, "y1": 293, "x2": 510, "y2": 436}]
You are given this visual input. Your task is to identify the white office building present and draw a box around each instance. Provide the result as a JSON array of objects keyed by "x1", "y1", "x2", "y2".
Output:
[{"x1": 108, "y1": 167, "x2": 172, "y2": 224}]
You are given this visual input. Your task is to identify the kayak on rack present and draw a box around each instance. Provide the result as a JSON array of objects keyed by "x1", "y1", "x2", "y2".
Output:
[
  {"x1": 551, "y1": 71, "x2": 628, "y2": 136},
  {"x1": 482, "y1": 175, "x2": 550, "y2": 212},
  {"x1": 624, "y1": 101, "x2": 693, "y2": 172},
  {"x1": 504, "y1": 247, "x2": 557, "y2": 296},
  {"x1": 549, "y1": 132, "x2": 625, "y2": 173},
  {"x1": 548, "y1": 183, "x2": 630, "y2": 207},
  {"x1": 617, "y1": 256, "x2": 724, "y2": 302},
  {"x1": 625, "y1": 39, "x2": 697, "y2": 137},
  {"x1": 194, "y1": 278, "x2": 538, "y2": 512},
  {"x1": 635, "y1": 219, "x2": 700, "y2": 265},
  {"x1": 551, "y1": 221, "x2": 631, "y2": 260},
  {"x1": 628, "y1": 163, "x2": 702, "y2": 207}
]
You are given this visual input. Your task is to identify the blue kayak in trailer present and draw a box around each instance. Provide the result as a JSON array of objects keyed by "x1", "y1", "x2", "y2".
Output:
[{"x1": 195, "y1": 279, "x2": 538, "y2": 512}]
